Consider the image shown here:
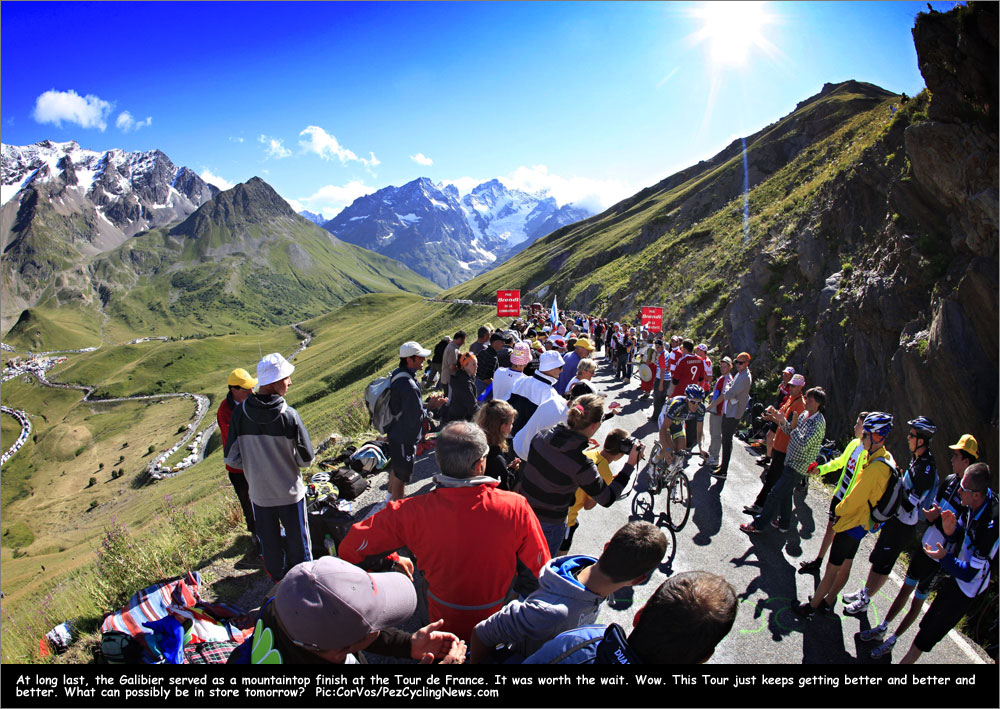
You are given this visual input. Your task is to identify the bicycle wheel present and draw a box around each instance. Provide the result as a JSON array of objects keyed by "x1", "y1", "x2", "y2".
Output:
[{"x1": 665, "y1": 473, "x2": 691, "y2": 532}]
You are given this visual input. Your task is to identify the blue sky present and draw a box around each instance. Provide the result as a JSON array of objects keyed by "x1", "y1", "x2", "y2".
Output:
[{"x1": 1, "y1": 1, "x2": 960, "y2": 217}]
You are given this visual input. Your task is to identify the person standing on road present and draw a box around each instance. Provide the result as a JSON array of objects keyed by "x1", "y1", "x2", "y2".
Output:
[
  {"x1": 509, "y1": 350, "x2": 569, "y2": 461},
  {"x1": 492, "y1": 342, "x2": 531, "y2": 403},
  {"x1": 651, "y1": 340, "x2": 670, "y2": 422},
  {"x1": 739, "y1": 387, "x2": 826, "y2": 535},
  {"x1": 217, "y1": 368, "x2": 259, "y2": 549},
  {"x1": 224, "y1": 353, "x2": 313, "y2": 582},
  {"x1": 706, "y1": 356, "x2": 732, "y2": 468},
  {"x1": 744, "y1": 374, "x2": 806, "y2": 513},
  {"x1": 423, "y1": 336, "x2": 451, "y2": 389},
  {"x1": 797, "y1": 412, "x2": 869, "y2": 574},
  {"x1": 793, "y1": 412, "x2": 895, "y2": 618},
  {"x1": 898, "y1": 462, "x2": 997, "y2": 664},
  {"x1": 712, "y1": 353, "x2": 752, "y2": 480},
  {"x1": 841, "y1": 416, "x2": 940, "y2": 616},
  {"x1": 556, "y1": 337, "x2": 596, "y2": 395},
  {"x1": 519, "y1": 394, "x2": 638, "y2": 556}
]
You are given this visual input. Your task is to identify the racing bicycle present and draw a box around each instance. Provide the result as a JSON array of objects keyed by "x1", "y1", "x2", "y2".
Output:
[{"x1": 634, "y1": 442, "x2": 692, "y2": 532}]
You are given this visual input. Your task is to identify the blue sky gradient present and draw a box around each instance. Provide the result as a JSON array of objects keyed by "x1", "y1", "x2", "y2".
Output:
[{"x1": 1, "y1": 1, "x2": 961, "y2": 217}]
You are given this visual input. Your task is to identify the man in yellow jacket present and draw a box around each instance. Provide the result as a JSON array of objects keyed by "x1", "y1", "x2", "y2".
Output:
[{"x1": 795, "y1": 412, "x2": 895, "y2": 619}]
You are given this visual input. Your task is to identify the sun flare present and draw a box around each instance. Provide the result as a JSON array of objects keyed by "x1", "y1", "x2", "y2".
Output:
[{"x1": 688, "y1": 1, "x2": 777, "y2": 68}]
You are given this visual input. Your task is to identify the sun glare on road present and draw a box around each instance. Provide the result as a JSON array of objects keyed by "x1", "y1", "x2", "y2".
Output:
[{"x1": 688, "y1": 1, "x2": 778, "y2": 68}]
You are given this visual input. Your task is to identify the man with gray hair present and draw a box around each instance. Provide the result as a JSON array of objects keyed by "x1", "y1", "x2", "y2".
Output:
[{"x1": 340, "y1": 421, "x2": 550, "y2": 642}]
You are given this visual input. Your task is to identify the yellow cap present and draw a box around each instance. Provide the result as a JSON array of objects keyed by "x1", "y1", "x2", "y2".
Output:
[
  {"x1": 948, "y1": 434, "x2": 978, "y2": 459},
  {"x1": 227, "y1": 368, "x2": 258, "y2": 389}
]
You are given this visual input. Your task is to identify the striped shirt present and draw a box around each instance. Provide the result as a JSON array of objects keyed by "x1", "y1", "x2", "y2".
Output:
[{"x1": 520, "y1": 424, "x2": 634, "y2": 524}]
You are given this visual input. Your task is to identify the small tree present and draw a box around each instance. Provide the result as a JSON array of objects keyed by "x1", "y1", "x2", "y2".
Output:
[
  {"x1": 87, "y1": 477, "x2": 97, "y2": 488},
  {"x1": 99, "y1": 462, "x2": 104, "y2": 471},
  {"x1": 147, "y1": 445, "x2": 155, "y2": 455}
]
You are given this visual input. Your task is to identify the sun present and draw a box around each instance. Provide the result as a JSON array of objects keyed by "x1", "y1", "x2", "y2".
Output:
[{"x1": 687, "y1": 1, "x2": 778, "y2": 68}]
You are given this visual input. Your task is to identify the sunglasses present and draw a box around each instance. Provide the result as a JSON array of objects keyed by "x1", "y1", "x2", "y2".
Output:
[
  {"x1": 959, "y1": 482, "x2": 984, "y2": 494},
  {"x1": 735, "y1": 360, "x2": 747, "y2": 366}
]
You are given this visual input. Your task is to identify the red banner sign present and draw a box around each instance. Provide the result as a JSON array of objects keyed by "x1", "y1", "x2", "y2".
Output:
[
  {"x1": 641, "y1": 306, "x2": 663, "y2": 332},
  {"x1": 497, "y1": 290, "x2": 521, "y2": 317}
]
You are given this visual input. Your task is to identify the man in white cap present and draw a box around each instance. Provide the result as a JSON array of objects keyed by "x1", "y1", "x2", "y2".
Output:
[
  {"x1": 230, "y1": 556, "x2": 466, "y2": 664},
  {"x1": 225, "y1": 353, "x2": 314, "y2": 582},
  {"x1": 385, "y1": 341, "x2": 448, "y2": 503},
  {"x1": 509, "y1": 350, "x2": 570, "y2": 460}
]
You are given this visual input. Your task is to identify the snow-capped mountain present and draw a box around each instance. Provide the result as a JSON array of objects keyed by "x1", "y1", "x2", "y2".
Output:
[
  {"x1": 323, "y1": 177, "x2": 592, "y2": 288},
  {"x1": 298, "y1": 209, "x2": 327, "y2": 225},
  {"x1": 2, "y1": 140, "x2": 218, "y2": 249},
  {"x1": 1, "y1": 140, "x2": 219, "y2": 331}
]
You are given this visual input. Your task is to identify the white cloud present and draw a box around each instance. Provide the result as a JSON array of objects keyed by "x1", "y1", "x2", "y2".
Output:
[
  {"x1": 410, "y1": 153, "x2": 433, "y2": 166},
  {"x1": 229, "y1": 136, "x2": 244, "y2": 143},
  {"x1": 116, "y1": 111, "x2": 152, "y2": 132},
  {"x1": 33, "y1": 89, "x2": 112, "y2": 131},
  {"x1": 200, "y1": 169, "x2": 235, "y2": 191},
  {"x1": 500, "y1": 165, "x2": 632, "y2": 213},
  {"x1": 295, "y1": 180, "x2": 376, "y2": 218},
  {"x1": 298, "y1": 125, "x2": 378, "y2": 167},
  {"x1": 258, "y1": 134, "x2": 291, "y2": 159}
]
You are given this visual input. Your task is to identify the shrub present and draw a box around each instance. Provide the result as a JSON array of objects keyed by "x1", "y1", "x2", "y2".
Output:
[
  {"x1": 88, "y1": 501, "x2": 98, "y2": 511},
  {"x1": 87, "y1": 477, "x2": 97, "y2": 488}
]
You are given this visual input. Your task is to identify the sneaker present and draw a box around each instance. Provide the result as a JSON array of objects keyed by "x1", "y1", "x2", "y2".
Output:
[
  {"x1": 756, "y1": 456, "x2": 771, "y2": 467},
  {"x1": 843, "y1": 591, "x2": 871, "y2": 616},
  {"x1": 705, "y1": 457, "x2": 718, "y2": 467},
  {"x1": 739, "y1": 522, "x2": 761, "y2": 535},
  {"x1": 870, "y1": 635, "x2": 897, "y2": 659},
  {"x1": 710, "y1": 469, "x2": 727, "y2": 479},
  {"x1": 842, "y1": 588, "x2": 865, "y2": 604},
  {"x1": 798, "y1": 558, "x2": 822, "y2": 574},
  {"x1": 770, "y1": 519, "x2": 790, "y2": 532},
  {"x1": 792, "y1": 601, "x2": 816, "y2": 620},
  {"x1": 743, "y1": 504, "x2": 762, "y2": 515},
  {"x1": 818, "y1": 598, "x2": 835, "y2": 615},
  {"x1": 860, "y1": 621, "x2": 888, "y2": 642}
]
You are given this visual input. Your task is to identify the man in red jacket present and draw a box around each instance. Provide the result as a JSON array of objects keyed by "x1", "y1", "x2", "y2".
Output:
[
  {"x1": 217, "y1": 368, "x2": 258, "y2": 546},
  {"x1": 340, "y1": 421, "x2": 550, "y2": 642}
]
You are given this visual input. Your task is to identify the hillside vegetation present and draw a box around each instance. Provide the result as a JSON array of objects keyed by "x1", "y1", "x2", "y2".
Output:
[{"x1": 0, "y1": 294, "x2": 503, "y2": 661}]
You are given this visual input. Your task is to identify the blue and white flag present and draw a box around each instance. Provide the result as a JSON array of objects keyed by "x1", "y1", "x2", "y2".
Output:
[{"x1": 550, "y1": 296, "x2": 560, "y2": 328}]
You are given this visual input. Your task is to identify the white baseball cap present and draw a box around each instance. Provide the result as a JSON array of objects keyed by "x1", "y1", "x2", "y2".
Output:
[
  {"x1": 399, "y1": 341, "x2": 431, "y2": 358},
  {"x1": 538, "y1": 350, "x2": 564, "y2": 372},
  {"x1": 257, "y1": 353, "x2": 295, "y2": 386}
]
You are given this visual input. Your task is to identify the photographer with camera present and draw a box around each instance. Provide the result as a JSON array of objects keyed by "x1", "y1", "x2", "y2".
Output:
[
  {"x1": 560, "y1": 429, "x2": 644, "y2": 553},
  {"x1": 520, "y1": 394, "x2": 640, "y2": 556}
]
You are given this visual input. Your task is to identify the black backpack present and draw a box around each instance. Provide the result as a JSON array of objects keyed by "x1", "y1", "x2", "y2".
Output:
[{"x1": 869, "y1": 456, "x2": 902, "y2": 524}]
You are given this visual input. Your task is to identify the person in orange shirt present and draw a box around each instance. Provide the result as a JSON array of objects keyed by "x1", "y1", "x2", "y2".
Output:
[{"x1": 744, "y1": 374, "x2": 805, "y2": 515}]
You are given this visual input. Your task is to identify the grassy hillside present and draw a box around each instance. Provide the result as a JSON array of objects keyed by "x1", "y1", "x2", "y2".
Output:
[
  {"x1": 3, "y1": 299, "x2": 105, "y2": 351},
  {"x1": 0, "y1": 293, "x2": 503, "y2": 661},
  {"x1": 50, "y1": 328, "x2": 301, "y2": 399},
  {"x1": 445, "y1": 82, "x2": 898, "y2": 337}
]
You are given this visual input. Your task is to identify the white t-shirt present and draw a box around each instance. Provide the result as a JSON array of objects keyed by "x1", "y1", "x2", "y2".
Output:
[{"x1": 492, "y1": 367, "x2": 526, "y2": 402}]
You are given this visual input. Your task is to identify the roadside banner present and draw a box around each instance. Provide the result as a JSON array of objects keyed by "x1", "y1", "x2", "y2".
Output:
[
  {"x1": 496, "y1": 290, "x2": 521, "y2": 317},
  {"x1": 641, "y1": 306, "x2": 663, "y2": 332}
]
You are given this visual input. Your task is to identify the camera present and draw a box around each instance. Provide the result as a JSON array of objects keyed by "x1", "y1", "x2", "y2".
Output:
[{"x1": 619, "y1": 437, "x2": 645, "y2": 458}]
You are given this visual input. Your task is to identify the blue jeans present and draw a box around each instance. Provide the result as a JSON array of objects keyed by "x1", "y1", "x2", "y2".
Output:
[
  {"x1": 252, "y1": 498, "x2": 312, "y2": 582},
  {"x1": 539, "y1": 520, "x2": 568, "y2": 558},
  {"x1": 753, "y1": 465, "x2": 801, "y2": 530}
]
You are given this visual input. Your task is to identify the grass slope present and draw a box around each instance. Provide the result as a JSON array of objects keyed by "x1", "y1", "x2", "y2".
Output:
[{"x1": 0, "y1": 294, "x2": 503, "y2": 661}]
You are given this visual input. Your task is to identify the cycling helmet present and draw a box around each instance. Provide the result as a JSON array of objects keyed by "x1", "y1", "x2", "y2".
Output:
[
  {"x1": 907, "y1": 416, "x2": 936, "y2": 438},
  {"x1": 685, "y1": 384, "x2": 705, "y2": 401},
  {"x1": 862, "y1": 412, "x2": 893, "y2": 436},
  {"x1": 311, "y1": 471, "x2": 330, "y2": 484}
]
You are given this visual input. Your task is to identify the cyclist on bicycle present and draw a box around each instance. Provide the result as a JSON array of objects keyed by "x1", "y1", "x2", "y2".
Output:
[{"x1": 656, "y1": 384, "x2": 707, "y2": 466}]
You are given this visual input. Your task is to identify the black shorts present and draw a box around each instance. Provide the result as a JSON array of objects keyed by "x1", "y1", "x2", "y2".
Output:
[
  {"x1": 868, "y1": 517, "x2": 914, "y2": 575},
  {"x1": 766, "y1": 421, "x2": 778, "y2": 434},
  {"x1": 914, "y1": 576, "x2": 975, "y2": 653},
  {"x1": 828, "y1": 495, "x2": 841, "y2": 522},
  {"x1": 829, "y1": 530, "x2": 863, "y2": 566},
  {"x1": 389, "y1": 440, "x2": 415, "y2": 483},
  {"x1": 904, "y1": 553, "x2": 940, "y2": 597}
]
